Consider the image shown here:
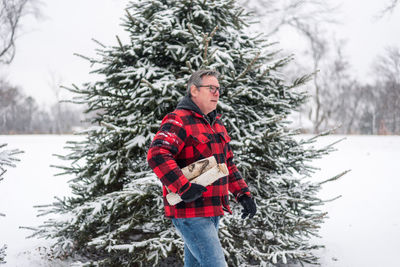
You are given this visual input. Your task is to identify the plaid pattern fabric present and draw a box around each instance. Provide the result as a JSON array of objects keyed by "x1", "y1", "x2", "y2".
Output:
[{"x1": 147, "y1": 108, "x2": 251, "y2": 218}]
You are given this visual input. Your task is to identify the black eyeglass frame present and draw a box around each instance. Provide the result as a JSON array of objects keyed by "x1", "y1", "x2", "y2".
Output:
[{"x1": 196, "y1": 85, "x2": 224, "y2": 95}]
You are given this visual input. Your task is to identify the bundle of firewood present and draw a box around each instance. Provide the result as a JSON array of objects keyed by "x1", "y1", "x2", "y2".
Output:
[{"x1": 166, "y1": 156, "x2": 229, "y2": 205}]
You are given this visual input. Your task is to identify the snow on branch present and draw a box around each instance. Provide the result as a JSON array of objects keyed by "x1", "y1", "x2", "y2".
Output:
[{"x1": 0, "y1": 144, "x2": 23, "y2": 177}]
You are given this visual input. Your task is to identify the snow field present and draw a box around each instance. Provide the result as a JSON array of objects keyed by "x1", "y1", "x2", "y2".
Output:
[{"x1": 302, "y1": 135, "x2": 400, "y2": 267}]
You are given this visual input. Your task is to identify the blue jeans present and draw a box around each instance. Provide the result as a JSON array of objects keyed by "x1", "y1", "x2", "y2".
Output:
[{"x1": 171, "y1": 216, "x2": 227, "y2": 267}]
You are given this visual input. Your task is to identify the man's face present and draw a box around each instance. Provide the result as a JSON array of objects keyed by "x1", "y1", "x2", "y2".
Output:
[{"x1": 190, "y1": 75, "x2": 220, "y2": 115}]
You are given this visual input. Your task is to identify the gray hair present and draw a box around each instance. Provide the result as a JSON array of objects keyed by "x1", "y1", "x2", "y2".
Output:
[{"x1": 187, "y1": 70, "x2": 220, "y2": 96}]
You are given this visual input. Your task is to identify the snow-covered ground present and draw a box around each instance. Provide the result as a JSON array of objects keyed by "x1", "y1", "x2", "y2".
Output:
[
  {"x1": 303, "y1": 135, "x2": 400, "y2": 267},
  {"x1": 0, "y1": 134, "x2": 399, "y2": 267},
  {"x1": 0, "y1": 135, "x2": 77, "y2": 267}
]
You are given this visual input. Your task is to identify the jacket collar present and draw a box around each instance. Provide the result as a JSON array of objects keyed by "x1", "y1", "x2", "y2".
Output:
[{"x1": 176, "y1": 95, "x2": 220, "y2": 124}]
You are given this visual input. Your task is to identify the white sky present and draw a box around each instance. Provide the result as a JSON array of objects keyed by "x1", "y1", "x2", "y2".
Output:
[{"x1": 1, "y1": 0, "x2": 399, "y2": 107}]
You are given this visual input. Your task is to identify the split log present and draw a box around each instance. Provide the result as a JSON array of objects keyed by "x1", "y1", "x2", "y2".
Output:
[{"x1": 166, "y1": 156, "x2": 229, "y2": 205}]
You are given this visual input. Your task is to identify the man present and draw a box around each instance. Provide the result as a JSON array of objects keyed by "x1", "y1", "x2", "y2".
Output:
[{"x1": 147, "y1": 70, "x2": 256, "y2": 266}]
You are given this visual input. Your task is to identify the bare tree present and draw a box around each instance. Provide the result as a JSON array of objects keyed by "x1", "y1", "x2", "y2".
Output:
[
  {"x1": 240, "y1": 0, "x2": 339, "y2": 133},
  {"x1": 0, "y1": 0, "x2": 41, "y2": 64},
  {"x1": 347, "y1": 47, "x2": 400, "y2": 134},
  {"x1": 372, "y1": 47, "x2": 400, "y2": 134},
  {"x1": 293, "y1": 22, "x2": 330, "y2": 133},
  {"x1": 316, "y1": 41, "x2": 357, "y2": 133},
  {"x1": 239, "y1": 0, "x2": 337, "y2": 37},
  {"x1": 377, "y1": 0, "x2": 399, "y2": 18},
  {"x1": 356, "y1": 84, "x2": 377, "y2": 134},
  {"x1": 47, "y1": 71, "x2": 64, "y2": 133},
  {"x1": 373, "y1": 46, "x2": 400, "y2": 84}
]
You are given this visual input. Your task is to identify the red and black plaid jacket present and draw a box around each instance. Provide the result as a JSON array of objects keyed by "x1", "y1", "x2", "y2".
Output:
[{"x1": 147, "y1": 96, "x2": 251, "y2": 218}]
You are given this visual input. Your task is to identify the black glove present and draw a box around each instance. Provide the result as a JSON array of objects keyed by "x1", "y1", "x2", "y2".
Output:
[
  {"x1": 181, "y1": 183, "x2": 207, "y2": 203},
  {"x1": 238, "y1": 195, "x2": 257, "y2": 219}
]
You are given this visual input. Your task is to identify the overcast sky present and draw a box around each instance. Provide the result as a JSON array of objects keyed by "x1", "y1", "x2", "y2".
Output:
[{"x1": 1, "y1": 0, "x2": 399, "y2": 107}]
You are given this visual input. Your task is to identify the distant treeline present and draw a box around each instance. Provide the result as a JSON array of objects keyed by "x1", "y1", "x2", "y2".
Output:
[
  {"x1": 288, "y1": 46, "x2": 400, "y2": 135},
  {"x1": 0, "y1": 80, "x2": 87, "y2": 134},
  {"x1": 2, "y1": 72, "x2": 400, "y2": 135}
]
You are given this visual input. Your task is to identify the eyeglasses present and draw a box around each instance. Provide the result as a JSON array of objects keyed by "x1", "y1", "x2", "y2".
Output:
[{"x1": 197, "y1": 85, "x2": 224, "y2": 95}]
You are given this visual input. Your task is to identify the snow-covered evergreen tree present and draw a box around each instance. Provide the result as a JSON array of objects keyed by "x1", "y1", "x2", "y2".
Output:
[
  {"x1": 31, "y1": 0, "x2": 346, "y2": 266},
  {"x1": 0, "y1": 143, "x2": 23, "y2": 264}
]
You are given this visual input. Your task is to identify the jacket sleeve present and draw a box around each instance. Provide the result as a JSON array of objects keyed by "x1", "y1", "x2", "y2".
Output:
[
  {"x1": 225, "y1": 142, "x2": 252, "y2": 200},
  {"x1": 147, "y1": 113, "x2": 191, "y2": 195}
]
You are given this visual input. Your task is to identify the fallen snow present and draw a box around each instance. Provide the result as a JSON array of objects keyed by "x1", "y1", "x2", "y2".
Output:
[
  {"x1": 0, "y1": 135, "x2": 77, "y2": 267},
  {"x1": 0, "y1": 134, "x2": 399, "y2": 267},
  {"x1": 302, "y1": 135, "x2": 400, "y2": 267}
]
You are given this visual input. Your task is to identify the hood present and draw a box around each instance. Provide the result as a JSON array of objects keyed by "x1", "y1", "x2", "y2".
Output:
[{"x1": 176, "y1": 95, "x2": 218, "y2": 124}]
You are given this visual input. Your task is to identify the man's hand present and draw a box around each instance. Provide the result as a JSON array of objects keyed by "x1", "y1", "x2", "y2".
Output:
[
  {"x1": 238, "y1": 195, "x2": 257, "y2": 219},
  {"x1": 181, "y1": 183, "x2": 207, "y2": 203}
]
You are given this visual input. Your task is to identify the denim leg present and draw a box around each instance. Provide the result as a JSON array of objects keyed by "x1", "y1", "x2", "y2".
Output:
[
  {"x1": 211, "y1": 216, "x2": 220, "y2": 230},
  {"x1": 184, "y1": 243, "x2": 200, "y2": 267},
  {"x1": 172, "y1": 216, "x2": 227, "y2": 267}
]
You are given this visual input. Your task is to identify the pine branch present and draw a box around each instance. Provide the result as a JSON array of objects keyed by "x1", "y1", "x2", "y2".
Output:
[
  {"x1": 308, "y1": 125, "x2": 343, "y2": 141},
  {"x1": 125, "y1": 8, "x2": 135, "y2": 24},
  {"x1": 319, "y1": 169, "x2": 350, "y2": 186},
  {"x1": 0, "y1": 145, "x2": 23, "y2": 168},
  {"x1": 209, "y1": 25, "x2": 218, "y2": 39},
  {"x1": 202, "y1": 33, "x2": 209, "y2": 64},
  {"x1": 186, "y1": 60, "x2": 193, "y2": 73},
  {"x1": 91, "y1": 38, "x2": 106, "y2": 48},
  {"x1": 116, "y1": 35, "x2": 125, "y2": 52},
  {"x1": 291, "y1": 72, "x2": 315, "y2": 89},
  {"x1": 141, "y1": 78, "x2": 155, "y2": 90},
  {"x1": 322, "y1": 195, "x2": 342, "y2": 203},
  {"x1": 73, "y1": 53, "x2": 96, "y2": 64},
  {"x1": 187, "y1": 24, "x2": 199, "y2": 46},
  {"x1": 233, "y1": 51, "x2": 260, "y2": 82}
]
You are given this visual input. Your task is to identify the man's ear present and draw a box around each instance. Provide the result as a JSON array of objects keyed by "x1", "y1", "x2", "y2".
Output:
[{"x1": 190, "y1": 85, "x2": 198, "y2": 97}]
